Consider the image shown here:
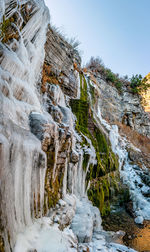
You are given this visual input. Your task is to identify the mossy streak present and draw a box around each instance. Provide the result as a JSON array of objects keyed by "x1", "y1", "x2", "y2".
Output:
[
  {"x1": 70, "y1": 73, "x2": 120, "y2": 216},
  {"x1": 44, "y1": 147, "x2": 64, "y2": 214}
]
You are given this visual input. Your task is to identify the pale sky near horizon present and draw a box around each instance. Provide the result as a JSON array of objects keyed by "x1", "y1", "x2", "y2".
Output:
[{"x1": 45, "y1": 0, "x2": 150, "y2": 77}]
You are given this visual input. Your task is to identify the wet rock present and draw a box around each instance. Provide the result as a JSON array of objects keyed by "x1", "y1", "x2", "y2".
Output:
[
  {"x1": 48, "y1": 105, "x2": 63, "y2": 123},
  {"x1": 135, "y1": 216, "x2": 144, "y2": 225},
  {"x1": 71, "y1": 150, "x2": 79, "y2": 163},
  {"x1": 29, "y1": 112, "x2": 50, "y2": 141},
  {"x1": 27, "y1": 250, "x2": 37, "y2": 252},
  {"x1": 125, "y1": 201, "x2": 135, "y2": 217}
]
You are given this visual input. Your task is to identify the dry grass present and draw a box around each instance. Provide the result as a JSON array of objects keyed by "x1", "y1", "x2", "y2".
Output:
[
  {"x1": 73, "y1": 62, "x2": 80, "y2": 72},
  {"x1": 116, "y1": 122, "x2": 150, "y2": 155},
  {"x1": 41, "y1": 63, "x2": 59, "y2": 92}
]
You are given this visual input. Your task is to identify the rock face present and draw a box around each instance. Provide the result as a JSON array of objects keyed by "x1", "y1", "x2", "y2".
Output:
[
  {"x1": 0, "y1": 4, "x2": 124, "y2": 249},
  {"x1": 43, "y1": 26, "x2": 81, "y2": 97},
  {"x1": 128, "y1": 147, "x2": 150, "y2": 170},
  {"x1": 0, "y1": 1, "x2": 149, "y2": 252},
  {"x1": 92, "y1": 73, "x2": 150, "y2": 137},
  {"x1": 142, "y1": 73, "x2": 150, "y2": 112},
  {"x1": 0, "y1": 2, "x2": 101, "y2": 251}
]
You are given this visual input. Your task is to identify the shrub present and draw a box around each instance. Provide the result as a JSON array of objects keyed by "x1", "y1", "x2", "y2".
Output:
[
  {"x1": 130, "y1": 74, "x2": 143, "y2": 94},
  {"x1": 86, "y1": 57, "x2": 123, "y2": 93},
  {"x1": 115, "y1": 80, "x2": 122, "y2": 91},
  {"x1": 86, "y1": 56, "x2": 105, "y2": 74},
  {"x1": 105, "y1": 69, "x2": 116, "y2": 83},
  {"x1": 130, "y1": 74, "x2": 150, "y2": 94}
]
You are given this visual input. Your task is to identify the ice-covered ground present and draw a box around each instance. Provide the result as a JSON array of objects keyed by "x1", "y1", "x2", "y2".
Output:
[
  {"x1": 14, "y1": 218, "x2": 77, "y2": 252},
  {"x1": 14, "y1": 196, "x2": 137, "y2": 252}
]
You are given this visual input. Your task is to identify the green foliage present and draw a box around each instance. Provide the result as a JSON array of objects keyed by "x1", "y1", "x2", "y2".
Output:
[
  {"x1": 115, "y1": 80, "x2": 122, "y2": 92},
  {"x1": 130, "y1": 74, "x2": 150, "y2": 94},
  {"x1": 86, "y1": 57, "x2": 126, "y2": 93},
  {"x1": 130, "y1": 74, "x2": 142, "y2": 93},
  {"x1": 106, "y1": 69, "x2": 116, "y2": 83},
  {"x1": 105, "y1": 69, "x2": 123, "y2": 92},
  {"x1": 86, "y1": 57, "x2": 124, "y2": 92}
]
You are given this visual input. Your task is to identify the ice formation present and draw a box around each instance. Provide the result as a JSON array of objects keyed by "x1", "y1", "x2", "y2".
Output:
[
  {"x1": 0, "y1": 0, "x2": 50, "y2": 250},
  {"x1": 87, "y1": 74, "x2": 150, "y2": 224},
  {"x1": 0, "y1": 1, "x2": 149, "y2": 252}
]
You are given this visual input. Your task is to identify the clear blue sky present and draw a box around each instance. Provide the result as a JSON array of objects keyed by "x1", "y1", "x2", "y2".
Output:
[{"x1": 45, "y1": 0, "x2": 150, "y2": 77}]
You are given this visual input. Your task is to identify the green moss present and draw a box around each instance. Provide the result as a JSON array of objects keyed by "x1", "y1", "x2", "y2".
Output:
[
  {"x1": 83, "y1": 152, "x2": 90, "y2": 171},
  {"x1": 70, "y1": 73, "x2": 120, "y2": 216},
  {"x1": 44, "y1": 148, "x2": 64, "y2": 213},
  {"x1": 70, "y1": 99, "x2": 89, "y2": 135},
  {"x1": 87, "y1": 173, "x2": 120, "y2": 216},
  {"x1": 80, "y1": 74, "x2": 88, "y2": 101}
]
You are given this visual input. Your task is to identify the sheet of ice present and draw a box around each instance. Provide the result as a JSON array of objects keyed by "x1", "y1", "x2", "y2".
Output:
[
  {"x1": 14, "y1": 217, "x2": 77, "y2": 252},
  {"x1": 108, "y1": 243, "x2": 137, "y2": 252}
]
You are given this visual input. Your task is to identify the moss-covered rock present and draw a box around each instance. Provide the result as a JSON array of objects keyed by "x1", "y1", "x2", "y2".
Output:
[
  {"x1": 70, "y1": 73, "x2": 121, "y2": 216},
  {"x1": 44, "y1": 146, "x2": 65, "y2": 214},
  {"x1": 87, "y1": 172, "x2": 119, "y2": 216}
]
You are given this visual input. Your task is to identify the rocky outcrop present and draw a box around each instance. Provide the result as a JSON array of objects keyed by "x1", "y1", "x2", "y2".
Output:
[
  {"x1": 42, "y1": 26, "x2": 81, "y2": 97},
  {"x1": 142, "y1": 73, "x2": 150, "y2": 112},
  {"x1": 128, "y1": 147, "x2": 150, "y2": 170},
  {"x1": 88, "y1": 72, "x2": 150, "y2": 137},
  {"x1": 0, "y1": 1, "x2": 149, "y2": 252}
]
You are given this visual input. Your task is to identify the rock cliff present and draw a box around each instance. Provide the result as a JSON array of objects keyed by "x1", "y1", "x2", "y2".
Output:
[
  {"x1": 87, "y1": 71, "x2": 150, "y2": 137},
  {"x1": 0, "y1": 1, "x2": 149, "y2": 252},
  {"x1": 142, "y1": 73, "x2": 150, "y2": 112}
]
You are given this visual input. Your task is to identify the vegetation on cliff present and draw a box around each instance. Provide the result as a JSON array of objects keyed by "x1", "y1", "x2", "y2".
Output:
[
  {"x1": 70, "y1": 73, "x2": 129, "y2": 216},
  {"x1": 130, "y1": 74, "x2": 150, "y2": 94},
  {"x1": 86, "y1": 57, "x2": 150, "y2": 95}
]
